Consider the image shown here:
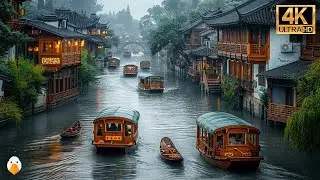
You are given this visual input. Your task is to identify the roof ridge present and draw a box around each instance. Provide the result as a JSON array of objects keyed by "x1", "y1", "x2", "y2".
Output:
[{"x1": 238, "y1": 0, "x2": 275, "y2": 17}]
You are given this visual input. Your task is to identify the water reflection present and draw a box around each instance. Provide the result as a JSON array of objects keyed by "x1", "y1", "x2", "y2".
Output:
[{"x1": 0, "y1": 54, "x2": 319, "y2": 179}]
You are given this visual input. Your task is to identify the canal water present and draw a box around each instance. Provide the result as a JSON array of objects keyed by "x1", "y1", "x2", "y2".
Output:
[{"x1": 0, "y1": 54, "x2": 319, "y2": 180}]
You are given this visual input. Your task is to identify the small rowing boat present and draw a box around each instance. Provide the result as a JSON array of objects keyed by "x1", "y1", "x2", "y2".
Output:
[
  {"x1": 160, "y1": 137, "x2": 183, "y2": 163},
  {"x1": 60, "y1": 120, "x2": 81, "y2": 138}
]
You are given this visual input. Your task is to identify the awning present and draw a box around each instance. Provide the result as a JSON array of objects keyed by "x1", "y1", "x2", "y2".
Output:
[{"x1": 257, "y1": 60, "x2": 312, "y2": 80}]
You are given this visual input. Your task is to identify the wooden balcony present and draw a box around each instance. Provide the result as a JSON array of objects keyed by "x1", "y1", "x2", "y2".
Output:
[
  {"x1": 47, "y1": 88, "x2": 78, "y2": 104},
  {"x1": 300, "y1": 45, "x2": 320, "y2": 61},
  {"x1": 217, "y1": 42, "x2": 268, "y2": 62},
  {"x1": 62, "y1": 53, "x2": 81, "y2": 66},
  {"x1": 268, "y1": 103, "x2": 298, "y2": 123}
]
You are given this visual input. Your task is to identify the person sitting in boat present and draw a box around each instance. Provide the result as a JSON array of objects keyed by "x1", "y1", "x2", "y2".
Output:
[
  {"x1": 109, "y1": 123, "x2": 118, "y2": 131},
  {"x1": 97, "y1": 124, "x2": 103, "y2": 136},
  {"x1": 229, "y1": 135, "x2": 237, "y2": 145}
]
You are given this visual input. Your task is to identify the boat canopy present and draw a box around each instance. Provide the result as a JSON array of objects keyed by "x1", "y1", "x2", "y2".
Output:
[
  {"x1": 95, "y1": 107, "x2": 140, "y2": 124},
  {"x1": 138, "y1": 74, "x2": 163, "y2": 79},
  {"x1": 196, "y1": 112, "x2": 255, "y2": 134},
  {"x1": 140, "y1": 60, "x2": 150, "y2": 62},
  {"x1": 124, "y1": 64, "x2": 138, "y2": 67},
  {"x1": 111, "y1": 57, "x2": 120, "y2": 60}
]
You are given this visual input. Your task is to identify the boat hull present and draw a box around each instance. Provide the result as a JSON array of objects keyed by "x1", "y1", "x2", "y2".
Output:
[
  {"x1": 93, "y1": 138, "x2": 138, "y2": 153},
  {"x1": 137, "y1": 86, "x2": 164, "y2": 93},
  {"x1": 199, "y1": 150, "x2": 262, "y2": 170},
  {"x1": 124, "y1": 73, "x2": 138, "y2": 77},
  {"x1": 160, "y1": 154, "x2": 183, "y2": 163}
]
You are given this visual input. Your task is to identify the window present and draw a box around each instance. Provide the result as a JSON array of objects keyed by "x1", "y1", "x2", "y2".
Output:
[
  {"x1": 258, "y1": 64, "x2": 266, "y2": 86},
  {"x1": 248, "y1": 133, "x2": 256, "y2": 146},
  {"x1": 216, "y1": 134, "x2": 223, "y2": 149},
  {"x1": 97, "y1": 124, "x2": 103, "y2": 136},
  {"x1": 229, "y1": 133, "x2": 245, "y2": 145},
  {"x1": 290, "y1": 35, "x2": 303, "y2": 43},
  {"x1": 150, "y1": 77, "x2": 162, "y2": 84},
  {"x1": 125, "y1": 124, "x2": 132, "y2": 137},
  {"x1": 42, "y1": 41, "x2": 60, "y2": 54},
  {"x1": 63, "y1": 40, "x2": 68, "y2": 54},
  {"x1": 106, "y1": 123, "x2": 121, "y2": 132},
  {"x1": 140, "y1": 79, "x2": 144, "y2": 84}
]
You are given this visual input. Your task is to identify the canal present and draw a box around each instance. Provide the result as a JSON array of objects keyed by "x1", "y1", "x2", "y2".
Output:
[{"x1": 0, "y1": 54, "x2": 319, "y2": 179}]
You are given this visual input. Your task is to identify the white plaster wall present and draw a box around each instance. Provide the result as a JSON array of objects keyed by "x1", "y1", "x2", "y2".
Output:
[
  {"x1": 226, "y1": 59, "x2": 229, "y2": 74},
  {"x1": 34, "y1": 89, "x2": 46, "y2": 109},
  {"x1": 0, "y1": 79, "x2": 4, "y2": 99},
  {"x1": 44, "y1": 21, "x2": 59, "y2": 28},
  {"x1": 268, "y1": 27, "x2": 301, "y2": 70},
  {"x1": 253, "y1": 64, "x2": 266, "y2": 99},
  {"x1": 7, "y1": 46, "x2": 15, "y2": 61}
]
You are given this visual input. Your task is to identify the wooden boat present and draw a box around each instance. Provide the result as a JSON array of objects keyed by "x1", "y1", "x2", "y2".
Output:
[
  {"x1": 140, "y1": 60, "x2": 150, "y2": 69},
  {"x1": 92, "y1": 107, "x2": 140, "y2": 153},
  {"x1": 196, "y1": 112, "x2": 263, "y2": 170},
  {"x1": 60, "y1": 120, "x2": 81, "y2": 138},
  {"x1": 138, "y1": 75, "x2": 164, "y2": 93},
  {"x1": 123, "y1": 51, "x2": 131, "y2": 57},
  {"x1": 108, "y1": 57, "x2": 120, "y2": 68},
  {"x1": 160, "y1": 137, "x2": 183, "y2": 163},
  {"x1": 123, "y1": 64, "x2": 138, "y2": 76}
]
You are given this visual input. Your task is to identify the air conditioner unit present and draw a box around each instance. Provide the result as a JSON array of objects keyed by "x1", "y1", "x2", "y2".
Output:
[{"x1": 281, "y1": 43, "x2": 293, "y2": 53}]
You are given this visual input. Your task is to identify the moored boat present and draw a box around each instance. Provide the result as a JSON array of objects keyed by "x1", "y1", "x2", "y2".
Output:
[
  {"x1": 108, "y1": 57, "x2": 120, "y2": 68},
  {"x1": 138, "y1": 75, "x2": 164, "y2": 93},
  {"x1": 160, "y1": 137, "x2": 183, "y2": 163},
  {"x1": 123, "y1": 64, "x2": 138, "y2": 76},
  {"x1": 196, "y1": 112, "x2": 263, "y2": 170},
  {"x1": 60, "y1": 120, "x2": 81, "y2": 138},
  {"x1": 92, "y1": 107, "x2": 140, "y2": 153},
  {"x1": 140, "y1": 60, "x2": 151, "y2": 69}
]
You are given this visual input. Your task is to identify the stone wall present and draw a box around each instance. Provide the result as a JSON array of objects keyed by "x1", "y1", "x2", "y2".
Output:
[{"x1": 242, "y1": 92, "x2": 265, "y2": 119}]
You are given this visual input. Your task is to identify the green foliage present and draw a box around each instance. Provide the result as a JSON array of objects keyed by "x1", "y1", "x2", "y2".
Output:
[
  {"x1": 78, "y1": 49, "x2": 99, "y2": 89},
  {"x1": 285, "y1": 61, "x2": 320, "y2": 152},
  {"x1": 259, "y1": 87, "x2": 268, "y2": 108},
  {"x1": 221, "y1": 75, "x2": 240, "y2": 110},
  {"x1": 0, "y1": 98, "x2": 23, "y2": 125},
  {"x1": 5, "y1": 57, "x2": 46, "y2": 110},
  {"x1": 0, "y1": 0, "x2": 24, "y2": 57}
]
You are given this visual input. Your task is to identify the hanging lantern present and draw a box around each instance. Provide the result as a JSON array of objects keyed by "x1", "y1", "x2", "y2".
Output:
[
  {"x1": 20, "y1": 8, "x2": 25, "y2": 16},
  {"x1": 34, "y1": 47, "x2": 39, "y2": 52}
]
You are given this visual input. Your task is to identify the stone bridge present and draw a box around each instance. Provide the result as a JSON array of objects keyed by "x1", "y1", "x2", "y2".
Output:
[{"x1": 117, "y1": 40, "x2": 149, "y2": 52}]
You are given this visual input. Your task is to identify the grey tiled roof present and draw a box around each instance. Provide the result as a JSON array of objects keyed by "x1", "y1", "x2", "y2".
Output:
[
  {"x1": 198, "y1": 28, "x2": 215, "y2": 37},
  {"x1": 180, "y1": 9, "x2": 222, "y2": 33},
  {"x1": 203, "y1": 0, "x2": 275, "y2": 27},
  {"x1": 55, "y1": 9, "x2": 100, "y2": 28},
  {"x1": 22, "y1": 19, "x2": 87, "y2": 38},
  {"x1": 257, "y1": 60, "x2": 312, "y2": 80}
]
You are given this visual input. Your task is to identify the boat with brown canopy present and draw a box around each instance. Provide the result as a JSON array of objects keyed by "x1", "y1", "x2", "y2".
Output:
[
  {"x1": 196, "y1": 112, "x2": 263, "y2": 170},
  {"x1": 160, "y1": 137, "x2": 183, "y2": 163},
  {"x1": 140, "y1": 60, "x2": 150, "y2": 69},
  {"x1": 108, "y1": 57, "x2": 120, "y2": 68}
]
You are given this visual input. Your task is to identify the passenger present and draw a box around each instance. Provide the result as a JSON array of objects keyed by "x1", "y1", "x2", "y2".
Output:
[
  {"x1": 97, "y1": 124, "x2": 103, "y2": 136},
  {"x1": 229, "y1": 136, "x2": 237, "y2": 145}
]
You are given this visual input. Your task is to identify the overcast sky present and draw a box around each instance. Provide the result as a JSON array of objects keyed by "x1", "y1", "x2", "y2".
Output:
[{"x1": 98, "y1": 0, "x2": 163, "y2": 19}]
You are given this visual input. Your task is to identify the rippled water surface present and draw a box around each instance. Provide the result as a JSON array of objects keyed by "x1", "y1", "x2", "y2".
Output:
[{"x1": 0, "y1": 54, "x2": 319, "y2": 180}]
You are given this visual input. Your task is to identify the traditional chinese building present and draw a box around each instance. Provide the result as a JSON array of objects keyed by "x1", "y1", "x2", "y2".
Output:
[
  {"x1": 202, "y1": 0, "x2": 319, "y2": 121},
  {"x1": 179, "y1": 9, "x2": 222, "y2": 93},
  {"x1": 21, "y1": 18, "x2": 87, "y2": 108}
]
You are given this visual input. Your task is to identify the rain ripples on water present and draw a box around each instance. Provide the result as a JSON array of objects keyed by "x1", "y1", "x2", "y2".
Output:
[{"x1": 0, "y1": 54, "x2": 319, "y2": 179}]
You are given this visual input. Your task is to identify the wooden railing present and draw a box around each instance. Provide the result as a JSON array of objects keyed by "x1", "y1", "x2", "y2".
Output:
[
  {"x1": 217, "y1": 42, "x2": 268, "y2": 61},
  {"x1": 47, "y1": 88, "x2": 78, "y2": 104},
  {"x1": 62, "y1": 53, "x2": 81, "y2": 66},
  {"x1": 300, "y1": 45, "x2": 320, "y2": 61},
  {"x1": 268, "y1": 103, "x2": 298, "y2": 123}
]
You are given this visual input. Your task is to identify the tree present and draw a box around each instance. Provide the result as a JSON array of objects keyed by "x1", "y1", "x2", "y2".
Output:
[
  {"x1": 78, "y1": 49, "x2": 99, "y2": 90},
  {"x1": 70, "y1": 0, "x2": 103, "y2": 14},
  {"x1": 5, "y1": 57, "x2": 46, "y2": 110},
  {"x1": 0, "y1": 0, "x2": 24, "y2": 57},
  {"x1": 0, "y1": 98, "x2": 23, "y2": 125},
  {"x1": 147, "y1": 5, "x2": 165, "y2": 24},
  {"x1": 221, "y1": 75, "x2": 241, "y2": 110},
  {"x1": 37, "y1": 0, "x2": 45, "y2": 9},
  {"x1": 45, "y1": 0, "x2": 53, "y2": 11},
  {"x1": 161, "y1": 0, "x2": 187, "y2": 18},
  {"x1": 285, "y1": 61, "x2": 320, "y2": 152}
]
